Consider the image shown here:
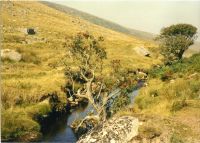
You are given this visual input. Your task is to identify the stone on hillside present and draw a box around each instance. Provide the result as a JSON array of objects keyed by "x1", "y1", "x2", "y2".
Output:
[
  {"x1": 134, "y1": 46, "x2": 150, "y2": 57},
  {"x1": 77, "y1": 116, "x2": 139, "y2": 143},
  {"x1": 1, "y1": 49, "x2": 22, "y2": 62},
  {"x1": 27, "y1": 28, "x2": 36, "y2": 35}
]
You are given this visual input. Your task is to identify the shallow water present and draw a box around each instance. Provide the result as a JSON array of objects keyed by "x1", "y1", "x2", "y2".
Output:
[
  {"x1": 41, "y1": 81, "x2": 144, "y2": 142},
  {"x1": 41, "y1": 104, "x2": 93, "y2": 142}
]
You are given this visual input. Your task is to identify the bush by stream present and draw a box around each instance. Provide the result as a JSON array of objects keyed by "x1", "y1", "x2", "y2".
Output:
[{"x1": 149, "y1": 54, "x2": 200, "y2": 80}]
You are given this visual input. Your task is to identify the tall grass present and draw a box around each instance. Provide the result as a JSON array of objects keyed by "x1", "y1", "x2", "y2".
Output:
[
  {"x1": 1, "y1": 101, "x2": 51, "y2": 141},
  {"x1": 135, "y1": 54, "x2": 200, "y2": 114},
  {"x1": 1, "y1": 1, "x2": 161, "y2": 141}
]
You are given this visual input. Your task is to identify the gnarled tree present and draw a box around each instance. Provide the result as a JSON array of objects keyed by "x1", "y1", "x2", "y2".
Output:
[{"x1": 64, "y1": 32, "x2": 117, "y2": 125}]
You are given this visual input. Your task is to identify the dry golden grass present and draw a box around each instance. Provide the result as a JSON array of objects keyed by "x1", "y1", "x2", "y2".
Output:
[
  {"x1": 1, "y1": 1, "x2": 161, "y2": 109},
  {"x1": 116, "y1": 75, "x2": 200, "y2": 142},
  {"x1": 1, "y1": 1, "x2": 162, "y2": 140}
]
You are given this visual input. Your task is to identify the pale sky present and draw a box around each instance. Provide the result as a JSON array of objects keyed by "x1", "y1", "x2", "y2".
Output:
[{"x1": 49, "y1": 0, "x2": 200, "y2": 41}]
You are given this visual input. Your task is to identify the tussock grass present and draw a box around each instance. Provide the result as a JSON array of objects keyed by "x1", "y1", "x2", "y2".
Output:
[
  {"x1": 135, "y1": 76, "x2": 200, "y2": 115},
  {"x1": 1, "y1": 1, "x2": 161, "y2": 141},
  {"x1": 1, "y1": 1, "x2": 160, "y2": 110},
  {"x1": 1, "y1": 100, "x2": 51, "y2": 141},
  {"x1": 131, "y1": 54, "x2": 200, "y2": 119}
]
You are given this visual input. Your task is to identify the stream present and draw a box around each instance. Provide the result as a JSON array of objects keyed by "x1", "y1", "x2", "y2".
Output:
[{"x1": 41, "y1": 80, "x2": 145, "y2": 142}]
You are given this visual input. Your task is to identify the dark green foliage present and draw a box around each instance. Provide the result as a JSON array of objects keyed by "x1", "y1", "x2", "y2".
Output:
[
  {"x1": 49, "y1": 93, "x2": 67, "y2": 113},
  {"x1": 160, "y1": 24, "x2": 197, "y2": 38},
  {"x1": 149, "y1": 53, "x2": 200, "y2": 79},
  {"x1": 110, "y1": 93, "x2": 130, "y2": 115},
  {"x1": 161, "y1": 69, "x2": 174, "y2": 81},
  {"x1": 157, "y1": 24, "x2": 197, "y2": 63},
  {"x1": 66, "y1": 32, "x2": 106, "y2": 69}
]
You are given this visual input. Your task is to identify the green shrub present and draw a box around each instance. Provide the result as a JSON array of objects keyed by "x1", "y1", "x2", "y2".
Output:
[
  {"x1": 49, "y1": 93, "x2": 68, "y2": 112},
  {"x1": 161, "y1": 69, "x2": 174, "y2": 81},
  {"x1": 109, "y1": 93, "x2": 130, "y2": 115},
  {"x1": 149, "y1": 53, "x2": 200, "y2": 79}
]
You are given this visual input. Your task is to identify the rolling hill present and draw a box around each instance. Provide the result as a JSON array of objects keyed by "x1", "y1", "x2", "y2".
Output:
[
  {"x1": 1, "y1": 1, "x2": 160, "y2": 141},
  {"x1": 1, "y1": 1, "x2": 199, "y2": 142},
  {"x1": 41, "y1": 1, "x2": 155, "y2": 41},
  {"x1": 40, "y1": 1, "x2": 200, "y2": 55}
]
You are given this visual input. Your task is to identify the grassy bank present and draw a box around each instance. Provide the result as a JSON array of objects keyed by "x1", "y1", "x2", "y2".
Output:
[{"x1": 116, "y1": 54, "x2": 200, "y2": 142}]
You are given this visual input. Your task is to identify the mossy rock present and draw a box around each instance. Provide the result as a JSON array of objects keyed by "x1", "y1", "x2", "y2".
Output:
[{"x1": 71, "y1": 117, "x2": 99, "y2": 139}]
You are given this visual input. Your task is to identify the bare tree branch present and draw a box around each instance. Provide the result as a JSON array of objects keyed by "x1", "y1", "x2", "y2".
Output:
[{"x1": 80, "y1": 68, "x2": 89, "y2": 81}]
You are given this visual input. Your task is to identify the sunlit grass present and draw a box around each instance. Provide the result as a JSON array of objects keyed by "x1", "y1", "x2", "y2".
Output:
[{"x1": 0, "y1": 1, "x2": 162, "y2": 141}]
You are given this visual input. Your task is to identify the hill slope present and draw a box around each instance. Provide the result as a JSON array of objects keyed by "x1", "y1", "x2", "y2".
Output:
[
  {"x1": 1, "y1": 1, "x2": 161, "y2": 141},
  {"x1": 41, "y1": 1, "x2": 155, "y2": 41},
  {"x1": 41, "y1": 1, "x2": 200, "y2": 56}
]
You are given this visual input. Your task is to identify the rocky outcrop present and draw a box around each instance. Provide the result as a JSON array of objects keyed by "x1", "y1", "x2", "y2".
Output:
[
  {"x1": 1, "y1": 49, "x2": 22, "y2": 62},
  {"x1": 77, "y1": 116, "x2": 139, "y2": 143}
]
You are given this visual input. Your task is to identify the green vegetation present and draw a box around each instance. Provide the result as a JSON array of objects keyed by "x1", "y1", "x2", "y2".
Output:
[
  {"x1": 136, "y1": 54, "x2": 200, "y2": 113},
  {"x1": 132, "y1": 54, "x2": 200, "y2": 141},
  {"x1": 64, "y1": 32, "x2": 109, "y2": 121},
  {"x1": 149, "y1": 53, "x2": 200, "y2": 79},
  {"x1": 110, "y1": 94, "x2": 130, "y2": 115},
  {"x1": 156, "y1": 24, "x2": 197, "y2": 64},
  {"x1": 1, "y1": 100, "x2": 50, "y2": 141}
]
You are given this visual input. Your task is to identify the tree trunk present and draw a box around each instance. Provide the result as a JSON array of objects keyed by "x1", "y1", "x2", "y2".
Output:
[{"x1": 178, "y1": 49, "x2": 185, "y2": 60}]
